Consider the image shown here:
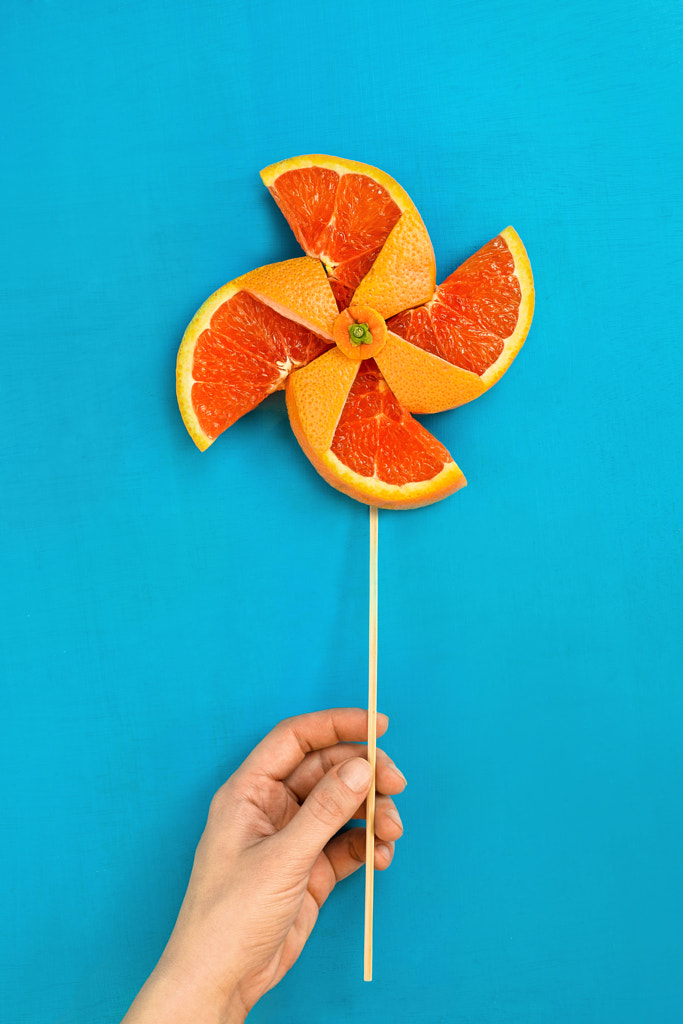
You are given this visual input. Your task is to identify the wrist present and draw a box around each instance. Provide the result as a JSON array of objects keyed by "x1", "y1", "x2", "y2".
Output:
[{"x1": 122, "y1": 956, "x2": 247, "y2": 1024}]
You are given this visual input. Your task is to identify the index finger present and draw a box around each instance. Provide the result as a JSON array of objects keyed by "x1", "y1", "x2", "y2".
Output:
[{"x1": 239, "y1": 708, "x2": 389, "y2": 781}]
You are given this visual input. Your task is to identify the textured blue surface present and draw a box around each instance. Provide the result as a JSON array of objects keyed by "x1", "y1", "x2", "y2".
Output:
[{"x1": 2, "y1": 1, "x2": 682, "y2": 1021}]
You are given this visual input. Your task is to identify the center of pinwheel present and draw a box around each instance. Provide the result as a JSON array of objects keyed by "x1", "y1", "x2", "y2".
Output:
[
  {"x1": 349, "y1": 322, "x2": 372, "y2": 345},
  {"x1": 333, "y1": 305, "x2": 388, "y2": 362}
]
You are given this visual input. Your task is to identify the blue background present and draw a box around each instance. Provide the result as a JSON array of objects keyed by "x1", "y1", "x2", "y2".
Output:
[{"x1": 2, "y1": 1, "x2": 681, "y2": 1021}]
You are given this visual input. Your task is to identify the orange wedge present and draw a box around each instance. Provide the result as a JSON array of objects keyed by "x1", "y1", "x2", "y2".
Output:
[
  {"x1": 287, "y1": 356, "x2": 466, "y2": 510},
  {"x1": 375, "y1": 332, "x2": 487, "y2": 414},
  {"x1": 382, "y1": 227, "x2": 534, "y2": 412},
  {"x1": 261, "y1": 155, "x2": 436, "y2": 318},
  {"x1": 285, "y1": 347, "x2": 360, "y2": 455},
  {"x1": 177, "y1": 258, "x2": 336, "y2": 450}
]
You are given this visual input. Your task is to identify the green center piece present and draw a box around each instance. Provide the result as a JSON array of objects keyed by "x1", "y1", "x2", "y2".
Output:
[{"x1": 348, "y1": 322, "x2": 373, "y2": 346}]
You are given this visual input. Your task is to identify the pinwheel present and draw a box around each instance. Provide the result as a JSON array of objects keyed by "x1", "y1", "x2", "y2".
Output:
[{"x1": 176, "y1": 155, "x2": 534, "y2": 976}]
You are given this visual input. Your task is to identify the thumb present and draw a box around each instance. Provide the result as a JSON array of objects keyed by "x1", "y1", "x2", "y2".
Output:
[{"x1": 281, "y1": 757, "x2": 373, "y2": 866}]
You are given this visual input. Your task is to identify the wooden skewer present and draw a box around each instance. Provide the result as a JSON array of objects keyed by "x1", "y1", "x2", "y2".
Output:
[{"x1": 364, "y1": 503, "x2": 379, "y2": 981}]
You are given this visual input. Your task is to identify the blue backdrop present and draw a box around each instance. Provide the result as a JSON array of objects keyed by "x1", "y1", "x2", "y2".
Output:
[{"x1": 2, "y1": 1, "x2": 681, "y2": 1021}]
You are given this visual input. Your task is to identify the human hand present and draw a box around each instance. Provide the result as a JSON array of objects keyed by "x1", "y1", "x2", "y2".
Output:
[{"x1": 122, "y1": 708, "x2": 406, "y2": 1023}]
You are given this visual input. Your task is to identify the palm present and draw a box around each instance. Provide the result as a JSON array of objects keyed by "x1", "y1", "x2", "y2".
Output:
[{"x1": 231, "y1": 777, "x2": 349, "y2": 1007}]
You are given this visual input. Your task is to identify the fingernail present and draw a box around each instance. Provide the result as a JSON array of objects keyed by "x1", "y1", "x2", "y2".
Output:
[
  {"x1": 339, "y1": 757, "x2": 373, "y2": 792},
  {"x1": 387, "y1": 807, "x2": 403, "y2": 832},
  {"x1": 376, "y1": 842, "x2": 392, "y2": 864},
  {"x1": 391, "y1": 765, "x2": 407, "y2": 786}
]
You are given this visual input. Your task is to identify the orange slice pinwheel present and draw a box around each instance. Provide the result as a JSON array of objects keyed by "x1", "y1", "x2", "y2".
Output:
[{"x1": 176, "y1": 156, "x2": 534, "y2": 508}]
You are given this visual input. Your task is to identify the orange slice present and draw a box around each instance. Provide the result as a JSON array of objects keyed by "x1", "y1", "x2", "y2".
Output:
[
  {"x1": 238, "y1": 255, "x2": 339, "y2": 338},
  {"x1": 375, "y1": 332, "x2": 487, "y2": 413},
  {"x1": 383, "y1": 227, "x2": 534, "y2": 411},
  {"x1": 287, "y1": 358, "x2": 466, "y2": 510},
  {"x1": 261, "y1": 155, "x2": 436, "y2": 319},
  {"x1": 285, "y1": 347, "x2": 360, "y2": 455},
  {"x1": 177, "y1": 258, "x2": 335, "y2": 450}
]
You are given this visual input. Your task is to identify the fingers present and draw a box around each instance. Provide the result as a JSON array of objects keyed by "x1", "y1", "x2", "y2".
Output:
[
  {"x1": 238, "y1": 708, "x2": 389, "y2": 782},
  {"x1": 276, "y1": 756, "x2": 374, "y2": 865},
  {"x1": 307, "y1": 829, "x2": 396, "y2": 909},
  {"x1": 328, "y1": 828, "x2": 396, "y2": 876},
  {"x1": 285, "y1": 744, "x2": 407, "y2": 802},
  {"x1": 370, "y1": 793, "x2": 404, "y2": 844}
]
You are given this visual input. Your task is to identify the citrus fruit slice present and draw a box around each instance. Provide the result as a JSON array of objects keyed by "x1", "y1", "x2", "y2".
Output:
[
  {"x1": 381, "y1": 227, "x2": 534, "y2": 412},
  {"x1": 286, "y1": 347, "x2": 360, "y2": 455},
  {"x1": 261, "y1": 155, "x2": 436, "y2": 320},
  {"x1": 375, "y1": 331, "x2": 487, "y2": 413},
  {"x1": 287, "y1": 357, "x2": 466, "y2": 510},
  {"x1": 177, "y1": 257, "x2": 336, "y2": 450}
]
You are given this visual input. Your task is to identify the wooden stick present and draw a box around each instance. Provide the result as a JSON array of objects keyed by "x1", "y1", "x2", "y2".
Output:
[{"x1": 364, "y1": 503, "x2": 379, "y2": 981}]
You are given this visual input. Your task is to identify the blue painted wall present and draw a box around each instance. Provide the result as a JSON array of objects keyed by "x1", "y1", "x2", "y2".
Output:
[{"x1": 2, "y1": 1, "x2": 681, "y2": 1020}]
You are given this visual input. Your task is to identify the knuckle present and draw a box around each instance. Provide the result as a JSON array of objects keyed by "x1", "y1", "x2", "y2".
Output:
[
  {"x1": 308, "y1": 785, "x2": 347, "y2": 827},
  {"x1": 207, "y1": 779, "x2": 243, "y2": 824},
  {"x1": 271, "y1": 718, "x2": 291, "y2": 742},
  {"x1": 318, "y1": 747, "x2": 337, "y2": 774},
  {"x1": 207, "y1": 784, "x2": 230, "y2": 822}
]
